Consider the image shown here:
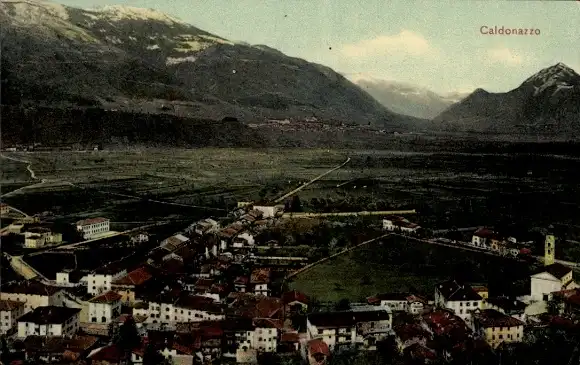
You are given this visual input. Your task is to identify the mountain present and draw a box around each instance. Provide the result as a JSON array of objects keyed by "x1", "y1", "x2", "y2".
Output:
[
  {"x1": 348, "y1": 75, "x2": 470, "y2": 119},
  {"x1": 0, "y1": 0, "x2": 424, "y2": 146},
  {"x1": 434, "y1": 63, "x2": 580, "y2": 135}
]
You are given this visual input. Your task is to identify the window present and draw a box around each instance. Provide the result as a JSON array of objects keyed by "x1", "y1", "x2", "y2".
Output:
[
  {"x1": 460, "y1": 302, "x2": 463, "y2": 307},
  {"x1": 466, "y1": 302, "x2": 470, "y2": 307},
  {"x1": 102, "y1": 317, "x2": 106, "y2": 323},
  {"x1": 166, "y1": 315, "x2": 169, "y2": 320},
  {"x1": 499, "y1": 335, "x2": 503, "y2": 339},
  {"x1": 473, "y1": 302, "x2": 477, "y2": 306},
  {"x1": 492, "y1": 335, "x2": 495, "y2": 340},
  {"x1": 91, "y1": 317, "x2": 97, "y2": 322}
]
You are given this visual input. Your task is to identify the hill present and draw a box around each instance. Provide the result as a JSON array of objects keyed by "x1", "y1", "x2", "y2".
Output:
[{"x1": 433, "y1": 63, "x2": 580, "y2": 136}]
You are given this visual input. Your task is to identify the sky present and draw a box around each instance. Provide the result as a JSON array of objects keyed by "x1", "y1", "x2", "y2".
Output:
[{"x1": 56, "y1": 0, "x2": 580, "y2": 95}]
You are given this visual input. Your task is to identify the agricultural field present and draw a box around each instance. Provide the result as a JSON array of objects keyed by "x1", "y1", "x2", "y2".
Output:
[
  {"x1": 1, "y1": 146, "x2": 579, "y2": 244},
  {"x1": 288, "y1": 235, "x2": 534, "y2": 304}
]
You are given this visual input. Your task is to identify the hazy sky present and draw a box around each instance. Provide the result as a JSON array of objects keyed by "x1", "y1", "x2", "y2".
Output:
[{"x1": 57, "y1": 0, "x2": 580, "y2": 94}]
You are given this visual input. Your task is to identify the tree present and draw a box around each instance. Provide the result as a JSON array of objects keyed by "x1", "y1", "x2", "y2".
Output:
[
  {"x1": 143, "y1": 343, "x2": 167, "y2": 365},
  {"x1": 115, "y1": 316, "x2": 141, "y2": 364}
]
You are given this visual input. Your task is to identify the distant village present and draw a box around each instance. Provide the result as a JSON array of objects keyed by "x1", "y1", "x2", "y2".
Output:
[{"x1": 0, "y1": 196, "x2": 579, "y2": 365}]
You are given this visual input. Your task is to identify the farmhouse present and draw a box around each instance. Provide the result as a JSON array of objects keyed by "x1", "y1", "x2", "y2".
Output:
[
  {"x1": 17, "y1": 306, "x2": 81, "y2": 338},
  {"x1": 76, "y1": 217, "x2": 110, "y2": 240},
  {"x1": 473, "y1": 309, "x2": 524, "y2": 348},
  {"x1": 0, "y1": 299, "x2": 25, "y2": 335},
  {"x1": 382, "y1": 216, "x2": 420, "y2": 234}
]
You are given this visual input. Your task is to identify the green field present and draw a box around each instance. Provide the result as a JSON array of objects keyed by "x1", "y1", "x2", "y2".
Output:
[{"x1": 288, "y1": 235, "x2": 534, "y2": 303}]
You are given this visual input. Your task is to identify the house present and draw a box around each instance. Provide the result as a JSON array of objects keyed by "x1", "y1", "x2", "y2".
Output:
[
  {"x1": 132, "y1": 295, "x2": 225, "y2": 325},
  {"x1": 422, "y1": 310, "x2": 471, "y2": 345},
  {"x1": 485, "y1": 297, "x2": 527, "y2": 322},
  {"x1": 472, "y1": 286, "x2": 489, "y2": 301},
  {"x1": 87, "y1": 263, "x2": 128, "y2": 295},
  {"x1": 471, "y1": 228, "x2": 495, "y2": 249},
  {"x1": 0, "y1": 281, "x2": 64, "y2": 313},
  {"x1": 382, "y1": 216, "x2": 421, "y2": 234},
  {"x1": 161, "y1": 234, "x2": 190, "y2": 252},
  {"x1": 227, "y1": 293, "x2": 284, "y2": 321},
  {"x1": 130, "y1": 233, "x2": 149, "y2": 245},
  {"x1": 282, "y1": 290, "x2": 309, "y2": 315},
  {"x1": 306, "y1": 308, "x2": 392, "y2": 352},
  {"x1": 530, "y1": 263, "x2": 577, "y2": 302},
  {"x1": 279, "y1": 331, "x2": 301, "y2": 352},
  {"x1": 0, "y1": 203, "x2": 9, "y2": 215},
  {"x1": 306, "y1": 339, "x2": 330, "y2": 365},
  {"x1": 76, "y1": 217, "x2": 110, "y2": 240},
  {"x1": 22, "y1": 335, "x2": 99, "y2": 364},
  {"x1": 194, "y1": 218, "x2": 219, "y2": 236},
  {"x1": 253, "y1": 205, "x2": 280, "y2": 219},
  {"x1": 550, "y1": 288, "x2": 580, "y2": 315},
  {"x1": 17, "y1": 306, "x2": 81, "y2": 338},
  {"x1": 23, "y1": 227, "x2": 51, "y2": 248},
  {"x1": 434, "y1": 280, "x2": 483, "y2": 328},
  {"x1": 473, "y1": 309, "x2": 524, "y2": 348},
  {"x1": 88, "y1": 291, "x2": 122, "y2": 324},
  {"x1": 367, "y1": 293, "x2": 427, "y2": 314},
  {"x1": 250, "y1": 268, "x2": 271, "y2": 296},
  {"x1": 232, "y1": 232, "x2": 256, "y2": 248},
  {"x1": 252, "y1": 318, "x2": 282, "y2": 352},
  {"x1": 0, "y1": 300, "x2": 25, "y2": 335},
  {"x1": 55, "y1": 269, "x2": 87, "y2": 287},
  {"x1": 111, "y1": 266, "x2": 154, "y2": 304}
]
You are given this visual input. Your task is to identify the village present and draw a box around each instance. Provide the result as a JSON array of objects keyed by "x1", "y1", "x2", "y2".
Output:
[{"x1": 1, "y1": 193, "x2": 580, "y2": 365}]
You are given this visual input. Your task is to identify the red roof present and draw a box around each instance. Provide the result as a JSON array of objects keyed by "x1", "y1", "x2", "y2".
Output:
[
  {"x1": 282, "y1": 290, "x2": 309, "y2": 305},
  {"x1": 89, "y1": 345, "x2": 123, "y2": 362},
  {"x1": 76, "y1": 217, "x2": 108, "y2": 226},
  {"x1": 89, "y1": 291, "x2": 122, "y2": 304},
  {"x1": 281, "y1": 332, "x2": 300, "y2": 343},
  {"x1": 308, "y1": 339, "x2": 330, "y2": 357},
  {"x1": 113, "y1": 267, "x2": 153, "y2": 286},
  {"x1": 473, "y1": 228, "x2": 496, "y2": 239}
]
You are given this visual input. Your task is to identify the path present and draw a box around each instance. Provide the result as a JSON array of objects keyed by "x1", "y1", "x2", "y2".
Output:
[
  {"x1": 273, "y1": 157, "x2": 351, "y2": 204},
  {"x1": 282, "y1": 209, "x2": 416, "y2": 219},
  {"x1": 6, "y1": 253, "x2": 45, "y2": 280}
]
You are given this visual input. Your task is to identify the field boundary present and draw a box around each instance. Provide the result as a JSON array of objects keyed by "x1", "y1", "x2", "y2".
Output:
[{"x1": 284, "y1": 232, "x2": 393, "y2": 281}]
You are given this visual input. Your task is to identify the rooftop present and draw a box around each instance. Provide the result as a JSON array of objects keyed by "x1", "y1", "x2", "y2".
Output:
[
  {"x1": 1, "y1": 281, "x2": 61, "y2": 297},
  {"x1": 436, "y1": 280, "x2": 482, "y2": 301},
  {"x1": 485, "y1": 297, "x2": 527, "y2": 312},
  {"x1": 282, "y1": 290, "x2": 309, "y2": 305},
  {"x1": 538, "y1": 263, "x2": 572, "y2": 279},
  {"x1": 250, "y1": 268, "x2": 271, "y2": 284},
  {"x1": 0, "y1": 299, "x2": 25, "y2": 311},
  {"x1": 308, "y1": 339, "x2": 330, "y2": 357},
  {"x1": 18, "y1": 306, "x2": 81, "y2": 325},
  {"x1": 76, "y1": 217, "x2": 109, "y2": 226},
  {"x1": 23, "y1": 335, "x2": 98, "y2": 354},
  {"x1": 112, "y1": 266, "x2": 153, "y2": 286},
  {"x1": 475, "y1": 309, "x2": 524, "y2": 328},
  {"x1": 89, "y1": 291, "x2": 122, "y2": 304},
  {"x1": 308, "y1": 309, "x2": 391, "y2": 328}
]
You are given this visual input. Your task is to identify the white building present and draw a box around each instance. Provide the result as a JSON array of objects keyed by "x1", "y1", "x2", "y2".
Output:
[
  {"x1": 250, "y1": 269, "x2": 271, "y2": 297},
  {"x1": 0, "y1": 203, "x2": 9, "y2": 216},
  {"x1": 0, "y1": 300, "x2": 25, "y2": 335},
  {"x1": 530, "y1": 263, "x2": 577, "y2": 302},
  {"x1": 133, "y1": 295, "x2": 225, "y2": 325},
  {"x1": 306, "y1": 308, "x2": 392, "y2": 352},
  {"x1": 253, "y1": 319, "x2": 280, "y2": 352},
  {"x1": 382, "y1": 216, "x2": 421, "y2": 234},
  {"x1": 88, "y1": 291, "x2": 122, "y2": 324},
  {"x1": 434, "y1": 280, "x2": 483, "y2": 328},
  {"x1": 0, "y1": 281, "x2": 64, "y2": 314},
  {"x1": 76, "y1": 217, "x2": 110, "y2": 240},
  {"x1": 17, "y1": 306, "x2": 81, "y2": 338},
  {"x1": 87, "y1": 265, "x2": 127, "y2": 295},
  {"x1": 194, "y1": 218, "x2": 219, "y2": 236},
  {"x1": 232, "y1": 232, "x2": 255, "y2": 248},
  {"x1": 367, "y1": 293, "x2": 427, "y2": 315},
  {"x1": 253, "y1": 206, "x2": 280, "y2": 218}
]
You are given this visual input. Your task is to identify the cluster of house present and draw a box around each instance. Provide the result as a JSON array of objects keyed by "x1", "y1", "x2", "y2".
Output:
[
  {"x1": 2, "y1": 218, "x2": 63, "y2": 248},
  {"x1": 469, "y1": 228, "x2": 533, "y2": 258}
]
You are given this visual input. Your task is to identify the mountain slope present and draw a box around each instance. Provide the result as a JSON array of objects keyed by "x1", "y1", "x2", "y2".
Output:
[
  {"x1": 434, "y1": 63, "x2": 580, "y2": 134},
  {"x1": 349, "y1": 76, "x2": 470, "y2": 119},
  {"x1": 0, "y1": 0, "x2": 419, "y2": 130}
]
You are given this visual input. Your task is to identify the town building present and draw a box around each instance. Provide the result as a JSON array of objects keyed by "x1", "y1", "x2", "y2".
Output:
[
  {"x1": 88, "y1": 291, "x2": 122, "y2": 324},
  {"x1": 253, "y1": 318, "x2": 281, "y2": 352},
  {"x1": 250, "y1": 268, "x2": 271, "y2": 296},
  {"x1": 367, "y1": 293, "x2": 427, "y2": 314},
  {"x1": 434, "y1": 280, "x2": 483, "y2": 328},
  {"x1": 194, "y1": 218, "x2": 220, "y2": 236},
  {"x1": 111, "y1": 266, "x2": 153, "y2": 304},
  {"x1": 485, "y1": 297, "x2": 527, "y2": 322},
  {"x1": 0, "y1": 299, "x2": 25, "y2": 335},
  {"x1": 471, "y1": 228, "x2": 495, "y2": 249},
  {"x1": 23, "y1": 227, "x2": 51, "y2": 248},
  {"x1": 530, "y1": 263, "x2": 576, "y2": 302},
  {"x1": 0, "y1": 281, "x2": 64, "y2": 313},
  {"x1": 21, "y1": 335, "x2": 99, "y2": 364},
  {"x1": 76, "y1": 217, "x2": 110, "y2": 240},
  {"x1": 160, "y1": 234, "x2": 190, "y2": 252},
  {"x1": 473, "y1": 309, "x2": 524, "y2": 348},
  {"x1": 306, "y1": 339, "x2": 330, "y2": 365},
  {"x1": 17, "y1": 306, "x2": 81, "y2": 338},
  {"x1": 133, "y1": 295, "x2": 225, "y2": 325},
  {"x1": 86, "y1": 264, "x2": 127, "y2": 295},
  {"x1": 306, "y1": 308, "x2": 392, "y2": 352},
  {"x1": 252, "y1": 205, "x2": 281, "y2": 218},
  {"x1": 0, "y1": 203, "x2": 9, "y2": 216}
]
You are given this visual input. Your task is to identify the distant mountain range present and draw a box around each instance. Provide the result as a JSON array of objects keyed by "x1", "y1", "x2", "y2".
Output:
[
  {"x1": 0, "y1": 0, "x2": 425, "y2": 143},
  {"x1": 434, "y1": 63, "x2": 580, "y2": 136},
  {"x1": 348, "y1": 75, "x2": 471, "y2": 119}
]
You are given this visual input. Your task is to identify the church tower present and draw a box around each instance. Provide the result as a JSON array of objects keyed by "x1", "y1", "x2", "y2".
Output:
[{"x1": 545, "y1": 233, "x2": 555, "y2": 266}]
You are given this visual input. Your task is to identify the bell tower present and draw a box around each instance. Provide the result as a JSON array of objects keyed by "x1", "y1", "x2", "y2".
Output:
[{"x1": 545, "y1": 233, "x2": 555, "y2": 266}]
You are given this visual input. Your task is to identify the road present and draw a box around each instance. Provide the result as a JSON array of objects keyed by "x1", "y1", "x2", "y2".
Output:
[
  {"x1": 5, "y1": 253, "x2": 45, "y2": 280},
  {"x1": 0, "y1": 153, "x2": 49, "y2": 198},
  {"x1": 281, "y1": 209, "x2": 417, "y2": 219},
  {"x1": 273, "y1": 157, "x2": 351, "y2": 204},
  {"x1": 432, "y1": 227, "x2": 480, "y2": 235}
]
